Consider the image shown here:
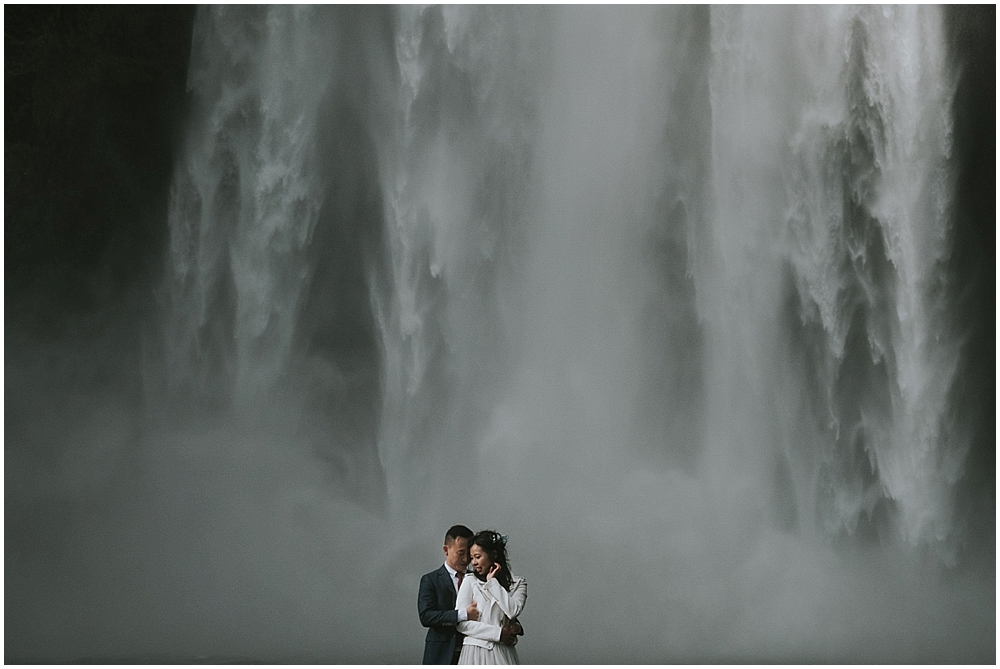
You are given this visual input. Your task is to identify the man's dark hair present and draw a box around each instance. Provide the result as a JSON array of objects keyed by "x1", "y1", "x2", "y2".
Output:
[{"x1": 445, "y1": 525, "x2": 474, "y2": 544}]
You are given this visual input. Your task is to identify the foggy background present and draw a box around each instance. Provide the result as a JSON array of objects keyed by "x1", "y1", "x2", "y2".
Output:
[{"x1": 5, "y1": 5, "x2": 994, "y2": 663}]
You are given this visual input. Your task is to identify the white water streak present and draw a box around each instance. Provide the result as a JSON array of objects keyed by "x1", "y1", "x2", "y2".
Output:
[{"x1": 166, "y1": 6, "x2": 332, "y2": 400}]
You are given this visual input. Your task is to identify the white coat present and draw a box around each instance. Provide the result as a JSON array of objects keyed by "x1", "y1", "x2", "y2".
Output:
[{"x1": 455, "y1": 574, "x2": 527, "y2": 651}]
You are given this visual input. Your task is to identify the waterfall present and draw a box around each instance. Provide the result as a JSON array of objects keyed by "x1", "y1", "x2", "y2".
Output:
[
  {"x1": 704, "y1": 5, "x2": 962, "y2": 562},
  {"x1": 147, "y1": 5, "x2": 990, "y2": 662},
  {"x1": 162, "y1": 6, "x2": 340, "y2": 404},
  {"x1": 779, "y1": 6, "x2": 961, "y2": 561},
  {"x1": 375, "y1": 6, "x2": 544, "y2": 518}
]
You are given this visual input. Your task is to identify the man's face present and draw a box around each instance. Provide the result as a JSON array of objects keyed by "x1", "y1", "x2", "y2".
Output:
[{"x1": 443, "y1": 536, "x2": 470, "y2": 572}]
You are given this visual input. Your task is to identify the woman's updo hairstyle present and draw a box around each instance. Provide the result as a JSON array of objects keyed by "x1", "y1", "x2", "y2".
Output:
[{"x1": 471, "y1": 529, "x2": 513, "y2": 591}]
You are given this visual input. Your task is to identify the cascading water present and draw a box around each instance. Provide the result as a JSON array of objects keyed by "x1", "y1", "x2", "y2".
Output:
[
  {"x1": 703, "y1": 5, "x2": 964, "y2": 562},
  {"x1": 778, "y1": 6, "x2": 964, "y2": 562},
  {"x1": 83, "y1": 4, "x2": 989, "y2": 663},
  {"x1": 163, "y1": 6, "x2": 335, "y2": 403}
]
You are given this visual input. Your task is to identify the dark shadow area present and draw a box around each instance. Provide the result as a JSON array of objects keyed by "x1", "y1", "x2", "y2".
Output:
[
  {"x1": 294, "y1": 7, "x2": 399, "y2": 512},
  {"x1": 943, "y1": 5, "x2": 995, "y2": 570},
  {"x1": 637, "y1": 5, "x2": 710, "y2": 475},
  {"x1": 4, "y1": 5, "x2": 197, "y2": 439},
  {"x1": 6, "y1": 5, "x2": 195, "y2": 332}
]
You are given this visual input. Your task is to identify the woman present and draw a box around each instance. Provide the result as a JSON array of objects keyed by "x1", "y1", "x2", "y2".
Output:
[{"x1": 455, "y1": 530, "x2": 527, "y2": 665}]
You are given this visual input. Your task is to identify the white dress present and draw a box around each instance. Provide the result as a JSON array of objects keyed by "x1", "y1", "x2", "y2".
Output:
[{"x1": 455, "y1": 574, "x2": 527, "y2": 665}]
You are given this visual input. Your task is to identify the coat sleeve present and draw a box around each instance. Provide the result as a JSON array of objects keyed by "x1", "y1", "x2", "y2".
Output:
[
  {"x1": 485, "y1": 577, "x2": 527, "y2": 621},
  {"x1": 455, "y1": 577, "x2": 502, "y2": 642},
  {"x1": 418, "y1": 572, "x2": 459, "y2": 629}
]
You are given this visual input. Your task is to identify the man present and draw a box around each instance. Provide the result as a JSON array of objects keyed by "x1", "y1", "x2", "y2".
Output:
[{"x1": 418, "y1": 525, "x2": 521, "y2": 664}]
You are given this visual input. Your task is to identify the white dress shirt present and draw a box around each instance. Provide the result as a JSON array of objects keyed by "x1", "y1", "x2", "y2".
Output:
[{"x1": 445, "y1": 563, "x2": 469, "y2": 622}]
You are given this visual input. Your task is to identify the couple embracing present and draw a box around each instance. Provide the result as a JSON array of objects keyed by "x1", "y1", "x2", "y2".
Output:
[{"x1": 418, "y1": 526, "x2": 527, "y2": 665}]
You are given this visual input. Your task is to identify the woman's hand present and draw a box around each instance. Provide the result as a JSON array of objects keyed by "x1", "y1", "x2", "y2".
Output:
[{"x1": 486, "y1": 562, "x2": 502, "y2": 581}]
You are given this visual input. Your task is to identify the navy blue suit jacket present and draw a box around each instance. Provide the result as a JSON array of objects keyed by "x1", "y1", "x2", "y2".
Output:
[{"x1": 418, "y1": 565, "x2": 462, "y2": 664}]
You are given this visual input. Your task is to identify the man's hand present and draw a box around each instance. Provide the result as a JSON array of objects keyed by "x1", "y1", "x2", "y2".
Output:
[
  {"x1": 466, "y1": 601, "x2": 479, "y2": 622},
  {"x1": 499, "y1": 625, "x2": 518, "y2": 646},
  {"x1": 509, "y1": 620, "x2": 524, "y2": 636}
]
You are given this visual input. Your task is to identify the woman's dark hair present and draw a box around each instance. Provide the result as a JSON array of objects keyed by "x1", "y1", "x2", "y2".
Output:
[{"x1": 471, "y1": 530, "x2": 512, "y2": 591}]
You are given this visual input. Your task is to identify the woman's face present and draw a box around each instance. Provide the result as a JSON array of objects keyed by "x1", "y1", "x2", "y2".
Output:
[{"x1": 469, "y1": 544, "x2": 493, "y2": 576}]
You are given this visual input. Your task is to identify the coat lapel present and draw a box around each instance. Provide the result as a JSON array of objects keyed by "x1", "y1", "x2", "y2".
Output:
[
  {"x1": 438, "y1": 565, "x2": 456, "y2": 604},
  {"x1": 473, "y1": 577, "x2": 497, "y2": 610}
]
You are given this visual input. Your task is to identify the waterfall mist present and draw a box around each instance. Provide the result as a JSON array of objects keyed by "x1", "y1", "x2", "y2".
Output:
[{"x1": 6, "y1": 5, "x2": 994, "y2": 663}]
